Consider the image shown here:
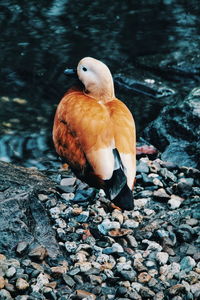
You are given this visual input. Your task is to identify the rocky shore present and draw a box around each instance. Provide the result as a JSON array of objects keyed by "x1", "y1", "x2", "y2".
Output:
[{"x1": 0, "y1": 151, "x2": 199, "y2": 300}]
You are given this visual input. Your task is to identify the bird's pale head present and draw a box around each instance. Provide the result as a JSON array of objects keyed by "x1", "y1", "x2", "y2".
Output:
[{"x1": 77, "y1": 57, "x2": 115, "y2": 102}]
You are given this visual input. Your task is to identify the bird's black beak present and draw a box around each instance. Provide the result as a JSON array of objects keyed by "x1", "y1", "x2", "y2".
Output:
[{"x1": 64, "y1": 68, "x2": 77, "y2": 77}]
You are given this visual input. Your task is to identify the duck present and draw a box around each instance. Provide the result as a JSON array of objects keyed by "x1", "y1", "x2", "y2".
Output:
[{"x1": 53, "y1": 57, "x2": 136, "y2": 210}]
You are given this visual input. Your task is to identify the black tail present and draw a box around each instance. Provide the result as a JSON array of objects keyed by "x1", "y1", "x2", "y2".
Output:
[{"x1": 104, "y1": 149, "x2": 134, "y2": 210}]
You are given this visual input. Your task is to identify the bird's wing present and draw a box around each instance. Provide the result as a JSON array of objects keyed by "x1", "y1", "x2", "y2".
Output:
[
  {"x1": 53, "y1": 90, "x2": 115, "y2": 181},
  {"x1": 106, "y1": 99, "x2": 136, "y2": 190}
]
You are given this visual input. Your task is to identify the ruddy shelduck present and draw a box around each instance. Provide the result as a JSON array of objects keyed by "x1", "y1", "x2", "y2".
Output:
[{"x1": 53, "y1": 57, "x2": 136, "y2": 210}]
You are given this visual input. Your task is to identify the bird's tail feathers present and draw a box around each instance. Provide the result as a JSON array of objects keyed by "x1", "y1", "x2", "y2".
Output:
[{"x1": 104, "y1": 149, "x2": 134, "y2": 210}]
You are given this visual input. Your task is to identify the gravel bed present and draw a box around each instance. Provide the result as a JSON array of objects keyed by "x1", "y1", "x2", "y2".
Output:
[{"x1": 0, "y1": 155, "x2": 200, "y2": 300}]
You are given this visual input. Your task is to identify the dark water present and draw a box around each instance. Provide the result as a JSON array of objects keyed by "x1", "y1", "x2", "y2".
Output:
[{"x1": 0, "y1": 0, "x2": 200, "y2": 136}]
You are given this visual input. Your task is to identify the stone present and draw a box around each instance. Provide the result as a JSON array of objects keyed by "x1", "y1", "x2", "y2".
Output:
[
  {"x1": 120, "y1": 270, "x2": 137, "y2": 281},
  {"x1": 140, "y1": 286, "x2": 155, "y2": 297},
  {"x1": 142, "y1": 240, "x2": 162, "y2": 251},
  {"x1": 137, "y1": 159, "x2": 149, "y2": 173},
  {"x1": 5, "y1": 266, "x2": 16, "y2": 278},
  {"x1": 38, "y1": 194, "x2": 48, "y2": 201},
  {"x1": 143, "y1": 89, "x2": 200, "y2": 168},
  {"x1": 0, "y1": 289, "x2": 12, "y2": 299},
  {"x1": 62, "y1": 193, "x2": 75, "y2": 201},
  {"x1": 98, "y1": 219, "x2": 120, "y2": 235},
  {"x1": 186, "y1": 218, "x2": 199, "y2": 226},
  {"x1": 167, "y1": 284, "x2": 185, "y2": 295},
  {"x1": 60, "y1": 177, "x2": 76, "y2": 186},
  {"x1": 138, "y1": 272, "x2": 152, "y2": 283},
  {"x1": 0, "y1": 276, "x2": 5, "y2": 289},
  {"x1": 16, "y1": 278, "x2": 29, "y2": 290},
  {"x1": 51, "y1": 266, "x2": 67, "y2": 276},
  {"x1": 153, "y1": 188, "x2": 171, "y2": 201},
  {"x1": 62, "y1": 274, "x2": 76, "y2": 287},
  {"x1": 16, "y1": 241, "x2": 29, "y2": 255},
  {"x1": 65, "y1": 241, "x2": 77, "y2": 253},
  {"x1": 111, "y1": 210, "x2": 124, "y2": 224},
  {"x1": 134, "y1": 198, "x2": 149, "y2": 209},
  {"x1": 168, "y1": 196, "x2": 183, "y2": 209},
  {"x1": 123, "y1": 219, "x2": 139, "y2": 229},
  {"x1": 75, "y1": 289, "x2": 96, "y2": 299},
  {"x1": 180, "y1": 256, "x2": 196, "y2": 272},
  {"x1": 156, "y1": 252, "x2": 169, "y2": 265},
  {"x1": 28, "y1": 245, "x2": 47, "y2": 261},
  {"x1": 76, "y1": 211, "x2": 89, "y2": 223},
  {"x1": 126, "y1": 235, "x2": 138, "y2": 248}
]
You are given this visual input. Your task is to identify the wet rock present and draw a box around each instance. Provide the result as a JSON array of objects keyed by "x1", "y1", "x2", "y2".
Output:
[
  {"x1": 153, "y1": 188, "x2": 171, "y2": 201},
  {"x1": 168, "y1": 195, "x2": 184, "y2": 209},
  {"x1": 137, "y1": 159, "x2": 149, "y2": 173},
  {"x1": 5, "y1": 266, "x2": 16, "y2": 278},
  {"x1": 75, "y1": 211, "x2": 89, "y2": 223},
  {"x1": 16, "y1": 278, "x2": 29, "y2": 290},
  {"x1": 75, "y1": 289, "x2": 96, "y2": 299},
  {"x1": 16, "y1": 241, "x2": 29, "y2": 255},
  {"x1": 98, "y1": 219, "x2": 120, "y2": 235},
  {"x1": 143, "y1": 88, "x2": 200, "y2": 168},
  {"x1": 180, "y1": 256, "x2": 196, "y2": 272},
  {"x1": 65, "y1": 241, "x2": 77, "y2": 253},
  {"x1": 120, "y1": 270, "x2": 137, "y2": 281},
  {"x1": 0, "y1": 289, "x2": 12, "y2": 300},
  {"x1": 156, "y1": 252, "x2": 169, "y2": 265},
  {"x1": 62, "y1": 274, "x2": 76, "y2": 287},
  {"x1": 123, "y1": 219, "x2": 139, "y2": 229},
  {"x1": 138, "y1": 272, "x2": 152, "y2": 283},
  {"x1": 28, "y1": 245, "x2": 48, "y2": 261},
  {"x1": 134, "y1": 198, "x2": 149, "y2": 209},
  {"x1": 108, "y1": 228, "x2": 132, "y2": 238},
  {"x1": 60, "y1": 177, "x2": 76, "y2": 186},
  {"x1": 140, "y1": 286, "x2": 155, "y2": 297},
  {"x1": 167, "y1": 284, "x2": 185, "y2": 296},
  {"x1": 0, "y1": 276, "x2": 5, "y2": 289}
]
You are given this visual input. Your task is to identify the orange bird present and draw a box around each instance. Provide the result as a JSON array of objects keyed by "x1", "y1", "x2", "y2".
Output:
[{"x1": 53, "y1": 57, "x2": 136, "y2": 210}]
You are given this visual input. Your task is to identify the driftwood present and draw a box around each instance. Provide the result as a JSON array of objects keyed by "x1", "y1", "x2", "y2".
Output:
[{"x1": 0, "y1": 161, "x2": 60, "y2": 258}]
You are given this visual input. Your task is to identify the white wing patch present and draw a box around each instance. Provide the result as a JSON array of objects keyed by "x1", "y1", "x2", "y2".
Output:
[
  {"x1": 86, "y1": 146, "x2": 114, "y2": 180},
  {"x1": 119, "y1": 153, "x2": 136, "y2": 190}
]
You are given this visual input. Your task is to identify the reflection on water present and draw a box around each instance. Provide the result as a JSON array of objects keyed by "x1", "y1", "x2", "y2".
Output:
[{"x1": 0, "y1": 0, "x2": 199, "y2": 135}]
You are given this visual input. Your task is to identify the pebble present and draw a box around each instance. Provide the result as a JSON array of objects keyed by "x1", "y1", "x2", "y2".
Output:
[
  {"x1": 138, "y1": 272, "x2": 152, "y2": 283},
  {"x1": 98, "y1": 219, "x2": 120, "y2": 235},
  {"x1": 62, "y1": 192, "x2": 75, "y2": 201},
  {"x1": 153, "y1": 188, "x2": 171, "y2": 201},
  {"x1": 60, "y1": 177, "x2": 76, "y2": 186},
  {"x1": 16, "y1": 278, "x2": 29, "y2": 290},
  {"x1": 143, "y1": 240, "x2": 163, "y2": 251},
  {"x1": 156, "y1": 252, "x2": 169, "y2": 265},
  {"x1": 0, "y1": 276, "x2": 5, "y2": 289},
  {"x1": 180, "y1": 256, "x2": 196, "y2": 272},
  {"x1": 0, "y1": 147, "x2": 199, "y2": 299},
  {"x1": 75, "y1": 289, "x2": 96, "y2": 299},
  {"x1": 16, "y1": 241, "x2": 29, "y2": 255},
  {"x1": 123, "y1": 219, "x2": 139, "y2": 229},
  {"x1": 5, "y1": 266, "x2": 16, "y2": 278},
  {"x1": 0, "y1": 289, "x2": 12, "y2": 299},
  {"x1": 134, "y1": 198, "x2": 149, "y2": 209},
  {"x1": 137, "y1": 159, "x2": 149, "y2": 173},
  {"x1": 28, "y1": 246, "x2": 47, "y2": 261},
  {"x1": 65, "y1": 241, "x2": 77, "y2": 253}
]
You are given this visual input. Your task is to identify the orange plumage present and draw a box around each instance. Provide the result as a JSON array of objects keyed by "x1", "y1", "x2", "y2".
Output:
[{"x1": 53, "y1": 57, "x2": 136, "y2": 210}]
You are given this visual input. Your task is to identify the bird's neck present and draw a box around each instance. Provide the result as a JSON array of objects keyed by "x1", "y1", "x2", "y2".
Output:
[{"x1": 84, "y1": 79, "x2": 115, "y2": 103}]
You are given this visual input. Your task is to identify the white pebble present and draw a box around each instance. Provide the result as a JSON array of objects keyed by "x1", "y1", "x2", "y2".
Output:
[
  {"x1": 123, "y1": 219, "x2": 139, "y2": 229},
  {"x1": 156, "y1": 252, "x2": 169, "y2": 265},
  {"x1": 134, "y1": 198, "x2": 149, "y2": 209},
  {"x1": 62, "y1": 193, "x2": 75, "y2": 201}
]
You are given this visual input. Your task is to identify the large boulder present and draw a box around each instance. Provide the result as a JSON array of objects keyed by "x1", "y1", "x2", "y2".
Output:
[
  {"x1": 143, "y1": 88, "x2": 200, "y2": 168},
  {"x1": 0, "y1": 161, "x2": 60, "y2": 258}
]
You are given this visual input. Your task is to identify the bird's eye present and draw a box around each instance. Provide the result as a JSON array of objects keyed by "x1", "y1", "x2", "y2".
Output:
[{"x1": 82, "y1": 67, "x2": 87, "y2": 72}]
